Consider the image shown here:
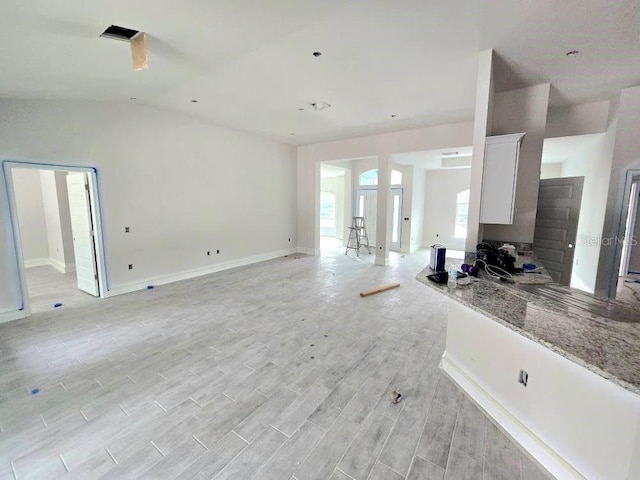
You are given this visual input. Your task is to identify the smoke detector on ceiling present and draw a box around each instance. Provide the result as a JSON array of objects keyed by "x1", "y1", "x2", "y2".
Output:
[{"x1": 310, "y1": 101, "x2": 331, "y2": 111}]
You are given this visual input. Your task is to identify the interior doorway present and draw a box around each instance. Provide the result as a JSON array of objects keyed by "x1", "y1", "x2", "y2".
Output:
[
  {"x1": 620, "y1": 180, "x2": 640, "y2": 277},
  {"x1": 618, "y1": 177, "x2": 640, "y2": 302},
  {"x1": 320, "y1": 163, "x2": 350, "y2": 254},
  {"x1": 354, "y1": 187, "x2": 403, "y2": 251},
  {"x1": 4, "y1": 162, "x2": 106, "y2": 315}
]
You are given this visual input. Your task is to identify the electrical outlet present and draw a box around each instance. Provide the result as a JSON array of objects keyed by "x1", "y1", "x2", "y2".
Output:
[
  {"x1": 128, "y1": 264, "x2": 133, "y2": 270},
  {"x1": 518, "y1": 369, "x2": 528, "y2": 387},
  {"x1": 207, "y1": 251, "x2": 210, "y2": 256},
  {"x1": 288, "y1": 238, "x2": 291, "y2": 242},
  {"x1": 216, "y1": 249, "x2": 220, "y2": 254},
  {"x1": 125, "y1": 227, "x2": 130, "y2": 233}
]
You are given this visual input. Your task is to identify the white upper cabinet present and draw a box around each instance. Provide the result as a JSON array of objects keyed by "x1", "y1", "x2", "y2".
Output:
[{"x1": 480, "y1": 133, "x2": 526, "y2": 224}]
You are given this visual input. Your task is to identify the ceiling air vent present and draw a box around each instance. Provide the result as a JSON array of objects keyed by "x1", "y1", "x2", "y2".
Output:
[{"x1": 100, "y1": 25, "x2": 140, "y2": 42}]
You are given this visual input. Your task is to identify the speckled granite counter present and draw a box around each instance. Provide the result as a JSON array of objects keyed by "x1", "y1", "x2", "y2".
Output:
[{"x1": 417, "y1": 265, "x2": 640, "y2": 395}]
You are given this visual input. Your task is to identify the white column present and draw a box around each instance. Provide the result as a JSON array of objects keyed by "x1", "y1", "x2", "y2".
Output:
[
  {"x1": 465, "y1": 49, "x2": 495, "y2": 253},
  {"x1": 375, "y1": 153, "x2": 391, "y2": 265},
  {"x1": 296, "y1": 146, "x2": 321, "y2": 256}
]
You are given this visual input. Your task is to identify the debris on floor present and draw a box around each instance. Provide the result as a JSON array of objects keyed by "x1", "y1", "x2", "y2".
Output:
[
  {"x1": 53, "y1": 303, "x2": 62, "y2": 308},
  {"x1": 360, "y1": 283, "x2": 400, "y2": 297},
  {"x1": 390, "y1": 390, "x2": 402, "y2": 404}
]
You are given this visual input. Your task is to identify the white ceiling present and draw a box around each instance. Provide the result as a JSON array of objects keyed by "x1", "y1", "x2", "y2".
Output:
[{"x1": 1, "y1": 1, "x2": 638, "y2": 145}]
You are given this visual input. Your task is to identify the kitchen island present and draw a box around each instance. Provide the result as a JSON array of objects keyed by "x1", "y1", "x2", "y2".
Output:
[{"x1": 417, "y1": 263, "x2": 640, "y2": 480}]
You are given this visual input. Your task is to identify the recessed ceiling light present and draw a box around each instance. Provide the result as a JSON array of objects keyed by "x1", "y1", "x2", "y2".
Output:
[
  {"x1": 566, "y1": 50, "x2": 579, "y2": 57},
  {"x1": 191, "y1": 99, "x2": 198, "y2": 103},
  {"x1": 312, "y1": 51, "x2": 322, "y2": 57}
]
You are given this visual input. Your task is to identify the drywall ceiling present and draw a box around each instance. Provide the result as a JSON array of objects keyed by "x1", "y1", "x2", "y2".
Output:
[
  {"x1": 321, "y1": 164, "x2": 346, "y2": 178},
  {"x1": 1, "y1": 1, "x2": 638, "y2": 145}
]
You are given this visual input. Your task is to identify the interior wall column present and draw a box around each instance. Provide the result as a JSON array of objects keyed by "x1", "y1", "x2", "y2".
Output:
[
  {"x1": 375, "y1": 153, "x2": 391, "y2": 265},
  {"x1": 595, "y1": 85, "x2": 640, "y2": 297},
  {"x1": 465, "y1": 49, "x2": 495, "y2": 253},
  {"x1": 297, "y1": 146, "x2": 321, "y2": 255}
]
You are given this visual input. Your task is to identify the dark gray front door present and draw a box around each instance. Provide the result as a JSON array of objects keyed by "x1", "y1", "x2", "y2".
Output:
[{"x1": 533, "y1": 177, "x2": 584, "y2": 285}]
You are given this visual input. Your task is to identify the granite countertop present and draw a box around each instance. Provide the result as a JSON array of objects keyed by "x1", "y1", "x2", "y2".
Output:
[{"x1": 417, "y1": 259, "x2": 640, "y2": 395}]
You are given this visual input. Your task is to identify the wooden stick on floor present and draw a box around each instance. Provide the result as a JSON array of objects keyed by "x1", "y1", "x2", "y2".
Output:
[{"x1": 359, "y1": 283, "x2": 400, "y2": 297}]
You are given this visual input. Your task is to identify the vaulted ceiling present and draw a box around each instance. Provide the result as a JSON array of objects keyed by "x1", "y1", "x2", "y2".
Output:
[{"x1": 1, "y1": 0, "x2": 638, "y2": 144}]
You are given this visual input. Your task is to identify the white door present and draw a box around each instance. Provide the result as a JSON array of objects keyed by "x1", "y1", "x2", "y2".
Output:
[
  {"x1": 66, "y1": 173, "x2": 99, "y2": 296},
  {"x1": 389, "y1": 188, "x2": 403, "y2": 251},
  {"x1": 356, "y1": 189, "x2": 377, "y2": 247}
]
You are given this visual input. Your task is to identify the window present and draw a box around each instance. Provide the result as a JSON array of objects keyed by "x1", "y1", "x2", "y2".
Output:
[
  {"x1": 320, "y1": 191, "x2": 336, "y2": 226},
  {"x1": 358, "y1": 169, "x2": 402, "y2": 186},
  {"x1": 454, "y1": 189, "x2": 469, "y2": 238},
  {"x1": 359, "y1": 169, "x2": 377, "y2": 186}
]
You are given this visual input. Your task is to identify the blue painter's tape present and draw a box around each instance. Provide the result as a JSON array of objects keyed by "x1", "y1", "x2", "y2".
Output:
[
  {"x1": 31, "y1": 388, "x2": 40, "y2": 395},
  {"x1": 147, "y1": 285, "x2": 154, "y2": 290},
  {"x1": 54, "y1": 302, "x2": 62, "y2": 308}
]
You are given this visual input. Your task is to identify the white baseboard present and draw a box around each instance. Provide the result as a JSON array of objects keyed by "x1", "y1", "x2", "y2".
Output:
[
  {"x1": 0, "y1": 309, "x2": 28, "y2": 324},
  {"x1": 105, "y1": 248, "x2": 298, "y2": 298},
  {"x1": 24, "y1": 258, "x2": 49, "y2": 268},
  {"x1": 297, "y1": 247, "x2": 320, "y2": 256},
  {"x1": 50, "y1": 258, "x2": 66, "y2": 273},
  {"x1": 440, "y1": 354, "x2": 583, "y2": 480}
]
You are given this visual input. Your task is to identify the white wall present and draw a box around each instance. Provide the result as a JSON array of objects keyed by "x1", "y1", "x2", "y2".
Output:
[
  {"x1": 423, "y1": 169, "x2": 472, "y2": 251},
  {"x1": 12, "y1": 168, "x2": 48, "y2": 265},
  {"x1": 55, "y1": 171, "x2": 75, "y2": 271},
  {"x1": 0, "y1": 99, "x2": 297, "y2": 316},
  {"x1": 40, "y1": 170, "x2": 75, "y2": 273},
  {"x1": 410, "y1": 166, "x2": 426, "y2": 252},
  {"x1": 542, "y1": 134, "x2": 613, "y2": 293},
  {"x1": 483, "y1": 83, "x2": 550, "y2": 244},
  {"x1": 546, "y1": 101, "x2": 610, "y2": 138}
]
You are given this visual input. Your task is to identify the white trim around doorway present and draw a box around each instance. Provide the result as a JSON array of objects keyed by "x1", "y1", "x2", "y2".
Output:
[{"x1": 1, "y1": 161, "x2": 109, "y2": 320}]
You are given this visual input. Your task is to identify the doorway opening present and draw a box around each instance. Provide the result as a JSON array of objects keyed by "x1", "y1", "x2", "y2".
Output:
[
  {"x1": 617, "y1": 175, "x2": 640, "y2": 303},
  {"x1": 4, "y1": 162, "x2": 107, "y2": 315},
  {"x1": 355, "y1": 168, "x2": 403, "y2": 251},
  {"x1": 320, "y1": 163, "x2": 350, "y2": 255}
]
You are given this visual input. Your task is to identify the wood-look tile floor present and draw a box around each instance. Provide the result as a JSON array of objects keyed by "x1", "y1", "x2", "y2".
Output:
[
  {"x1": 25, "y1": 266, "x2": 98, "y2": 314},
  {"x1": 0, "y1": 245, "x2": 550, "y2": 479}
]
